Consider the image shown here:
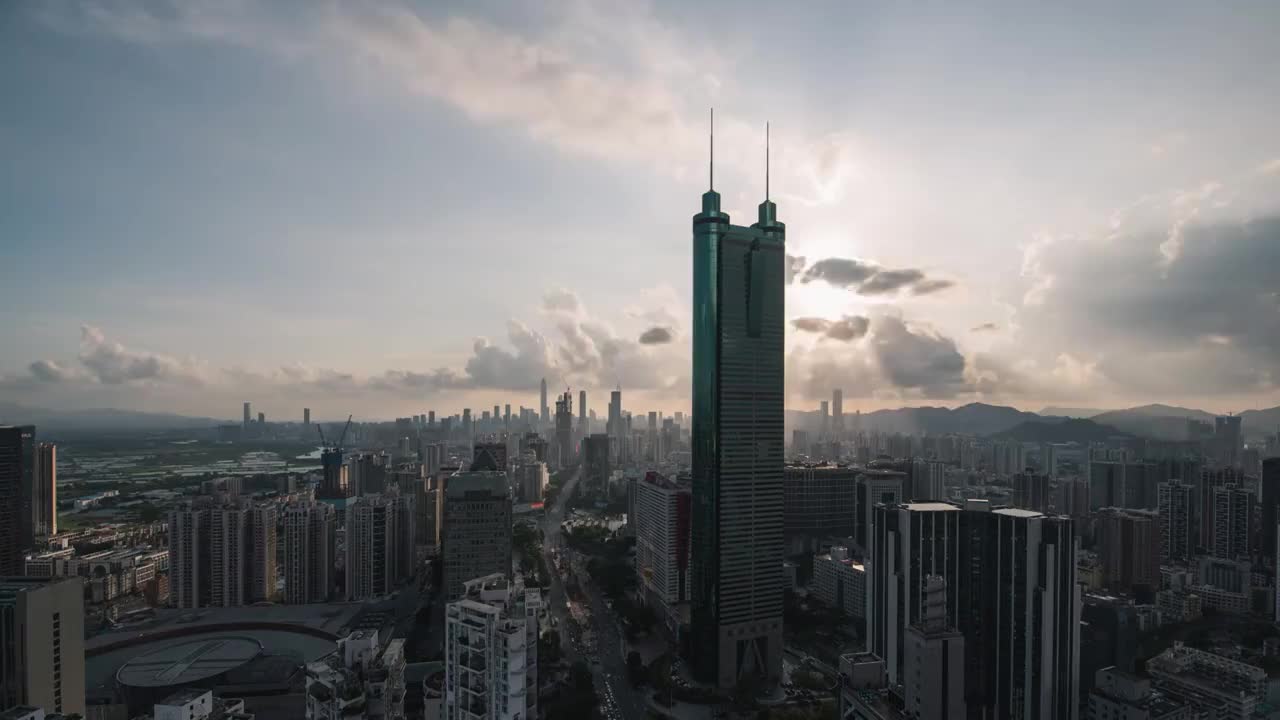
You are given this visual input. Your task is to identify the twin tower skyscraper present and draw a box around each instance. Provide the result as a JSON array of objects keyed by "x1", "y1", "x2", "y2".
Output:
[{"x1": 690, "y1": 114, "x2": 785, "y2": 689}]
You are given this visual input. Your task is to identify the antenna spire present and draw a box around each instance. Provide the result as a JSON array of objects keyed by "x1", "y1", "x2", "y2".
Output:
[
  {"x1": 765, "y1": 121, "x2": 770, "y2": 201},
  {"x1": 709, "y1": 108, "x2": 715, "y2": 190}
]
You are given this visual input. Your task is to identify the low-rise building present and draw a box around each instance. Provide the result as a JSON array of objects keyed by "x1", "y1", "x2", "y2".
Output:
[
  {"x1": 305, "y1": 630, "x2": 406, "y2": 720},
  {"x1": 1147, "y1": 643, "x2": 1265, "y2": 720}
]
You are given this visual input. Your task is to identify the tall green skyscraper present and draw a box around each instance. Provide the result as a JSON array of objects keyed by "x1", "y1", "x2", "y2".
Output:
[{"x1": 690, "y1": 122, "x2": 785, "y2": 690}]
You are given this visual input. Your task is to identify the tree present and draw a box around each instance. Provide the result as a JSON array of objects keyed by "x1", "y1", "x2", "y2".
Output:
[{"x1": 627, "y1": 650, "x2": 645, "y2": 685}]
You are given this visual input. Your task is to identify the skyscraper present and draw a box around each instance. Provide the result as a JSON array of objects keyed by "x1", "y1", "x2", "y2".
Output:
[
  {"x1": 209, "y1": 504, "x2": 249, "y2": 607},
  {"x1": 832, "y1": 389, "x2": 844, "y2": 438},
  {"x1": 304, "y1": 407, "x2": 311, "y2": 425},
  {"x1": 346, "y1": 495, "x2": 397, "y2": 601},
  {"x1": 243, "y1": 401, "x2": 251, "y2": 427},
  {"x1": 819, "y1": 400, "x2": 830, "y2": 439},
  {"x1": 1261, "y1": 457, "x2": 1280, "y2": 571},
  {"x1": 1212, "y1": 484, "x2": 1252, "y2": 561},
  {"x1": 690, "y1": 127, "x2": 786, "y2": 689},
  {"x1": 579, "y1": 389, "x2": 588, "y2": 438},
  {"x1": 34, "y1": 442, "x2": 56, "y2": 537},
  {"x1": 554, "y1": 391, "x2": 573, "y2": 469},
  {"x1": 1215, "y1": 415, "x2": 1243, "y2": 468},
  {"x1": 0, "y1": 425, "x2": 35, "y2": 574},
  {"x1": 168, "y1": 504, "x2": 207, "y2": 608},
  {"x1": 608, "y1": 386, "x2": 624, "y2": 463},
  {"x1": 540, "y1": 378, "x2": 549, "y2": 424},
  {"x1": 248, "y1": 503, "x2": 278, "y2": 603}
]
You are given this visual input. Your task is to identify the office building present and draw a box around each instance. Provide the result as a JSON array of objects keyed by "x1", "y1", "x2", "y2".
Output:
[
  {"x1": 304, "y1": 407, "x2": 311, "y2": 425},
  {"x1": 870, "y1": 502, "x2": 1079, "y2": 718},
  {"x1": 582, "y1": 433, "x2": 610, "y2": 492},
  {"x1": 1157, "y1": 479, "x2": 1194, "y2": 564},
  {"x1": 812, "y1": 546, "x2": 865, "y2": 621},
  {"x1": 832, "y1": 389, "x2": 844, "y2": 437},
  {"x1": 819, "y1": 400, "x2": 830, "y2": 439},
  {"x1": 1147, "y1": 643, "x2": 1263, "y2": 719},
  {"x1": 690, "y1": 155, "x2": 786, "y2": 689},
  {"x1": 0, "y1": 577, "x2": 86, "y2": 716},
  {"x1": 443, "y1": 472, "x2": 512, "y2": 601},
  {"x1": 470, "y1": 442, "x2": 507, "y2": 473},
  {"x1": 783, "y1": 464, "x2": 856, "y2": 551},
  {"x1": 855, "y1": 469, "x2": 905, "y2": 553},
  {"x1": 540, "y1": 378, "x2": 548, "y2": 425},
  {"x1": 1214, "y1": 415, "x2": 1242, "y2": 468},
  {"x1": 517, "y1": 459, "x2": 549, "y2": 504},
  {"x1": 633, "y1": 472, "x2": 692, "y2": 630},
  {"x1": 1088, "y1": 666, "x2": 1190, "y2": 720},
  {"x1": 0, "y1": 426, "x2": 36, "y2": 575},
  {"x1": 284, "y1": 501, "x2": 336, "y2": 604},
  {"x1": 579, "y1": 389, "x2": 588, "y2": 438},
  {"x1": 243, "y1": 402, "x2": 251, "y2": 427},
  {"x1": 902, "y1": 576, "x2": 964, "y2": 720},
  {"x1": 1096, "y1": 508, "x2": 1160, "y2": 594},
  {"x1": 1212, "y1": 484, "x2": 1251, "y2": 561},
  {"x1": 608, "y1": 387, "x2": 624, "y2": 463},
  {"x1": 33, "y1": 443, "x2": 55, "y2": 538},
  {"x1": 444, "y1": 574, "x2": 540, "y2": 720},
  {"x1": 554, "y1": 391, "x2": 573, "y2": 469}
]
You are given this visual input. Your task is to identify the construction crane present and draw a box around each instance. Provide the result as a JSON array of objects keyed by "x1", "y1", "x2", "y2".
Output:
[
  {"x1": 316, "y1": 414, "x2": 353, "y2": 451},
  {"x1": 337, "y1": 414, "x2": 353, "y2": 449}
]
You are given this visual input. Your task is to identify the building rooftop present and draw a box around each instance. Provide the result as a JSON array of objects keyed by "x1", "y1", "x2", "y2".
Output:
[
  {"x1": 993, "y1": 507, "x2": 1044, "y2": 518},
  {"x1": 905, "y1": 502, "x2": 961, "y2": 512},
  {"x1": 446, "y1": 471, "x2": 510, "y2": 498},
  {"x1": 116, "y1": 636, "x2": 262, "y2": 688}
]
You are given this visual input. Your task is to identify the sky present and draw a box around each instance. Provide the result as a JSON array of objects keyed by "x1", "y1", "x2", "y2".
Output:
[{"x1": 2, "y1": 0, "x2": 1279, "y2": 421}]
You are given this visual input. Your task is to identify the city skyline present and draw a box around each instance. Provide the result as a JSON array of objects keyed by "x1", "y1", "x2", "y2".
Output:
[{"x1": 4, "y1": 2, "x2": 1280, "y2": 419}]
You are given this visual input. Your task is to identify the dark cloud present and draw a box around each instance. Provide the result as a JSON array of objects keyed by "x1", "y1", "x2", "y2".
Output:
[
  {"x1": 910, "y1": 278, "x2": 956, "y2": 295},
  {"x1": 638, "y1": 326, "x2": 673, "y2": 345},
  {"x1": 871, "y1": 316, "x2": 968, "y2": 397},
  {"x1": 971, "y1": 322, "x2": 999, "y2": 332},
  {"x1": 800, "y1": 258, "x2": 877, "y2": 287},
  {"x1": 799, "y1": 257, "x2": 954, "y2": 296},
  {"x1": 858, "y1": 269, "x2": 925, "y2": 295},
  {"x1": 1019, "y1": 214, "x2": 1280, "y2": 396},
  {"x1": 791, "y1": 315, "x2": 869, "y2": 342}
]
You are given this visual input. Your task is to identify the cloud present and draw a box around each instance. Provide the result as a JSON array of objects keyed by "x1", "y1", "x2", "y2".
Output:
[
  {"x1": 542, "y1": 287, "x2": 581, "y2": 315},
  {"x1": 78, "y1": 325, "x2": 206, "y2": 385},
  {"x1": 28, "y1": 360, "x2": 84, "y2": 383},
  {"x1": 870, "y1": 317, "x2": 968, "y2": 397},
  {"x1": 800, "y1": 258, "x2": 877, "y2": 288},
  {"x1": 638, "y1": 327, "x2": 674, "y2": 345},
  {"x1": 791, "y1": 315, "x2": 869, "y2": 342},
  {"x1": 785, "y1": 255, "x2": 807, "y2": 284},
  {"x1": 971, "y1": 322, "x2": 999, "y2": 332},
  {"x1": 799, "y1": 256, "x2": 954, "y2": 297}
]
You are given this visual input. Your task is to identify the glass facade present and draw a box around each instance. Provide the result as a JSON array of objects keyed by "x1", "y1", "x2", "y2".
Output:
[{"x1": 690, "y1": 190, "x2": 785, "y2": 689}]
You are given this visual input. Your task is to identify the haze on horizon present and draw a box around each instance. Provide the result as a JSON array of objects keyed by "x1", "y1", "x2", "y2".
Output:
[{"x1": 3, "y1": 0, "x2": 1279, "y2": 421}]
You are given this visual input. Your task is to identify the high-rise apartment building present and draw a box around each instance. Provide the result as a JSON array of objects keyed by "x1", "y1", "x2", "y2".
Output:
[
  {"x1": 582, "y1": 434, "x2": 610, "y2": 492},
  {"x1": 415, "y1": 474, "x2": 443, "y2": 554},
  {"x1": 633, "y1": 472, "x2": 692, "y2": 630},
  {"x1": 690, "y1": 157, "x2": 786, "y2": 689},
  {"x1": 248, "y1": 503, "x2": 277, "y2": 603},
  {"x1": 1096, "y1": 508, "x2": 1161, "y2": 594},
  {"x1": 209, "y1": 505, "x2": 249, "y2": 607},
  {"x1": 444, "y1": 574, "x2": 540, "y2": 720},
  {"x1": 443, "y1": 472, "x2": 512, "y2": 601},
  {"x1": 0, "y1": 577, "x2": 86, "y2": 716},
  {"x1": 0, "y1": 426, "x2": 36, "y2": 574},
  {"x1": 819, "y1": 400, "x2": 830, "y2": 439},
  {"x1": 284, "y1": 501, "x2": 336, "y2": 604},
  {"x1": 1012, "y1": 472, "x2": 1050, "y2": 512},
  {"x1": 516, "y1": 459, "x2": 549, "y2": 504},
  {"x1": 168, "y1": 505, "x2": 207, "y2": 608},
  {"x1": 1212, "y1": 484, "x2": 1252, "y2": 561},
  {"x1": 1158, "y1": 479, "x2": 1195, "y2": 564},
  {"x1": 34, "y1": 443, "x2": 56, "y2": 538},
  {"x1": 1214, "y1": 415, "x2": 1243, "y2": 468}
]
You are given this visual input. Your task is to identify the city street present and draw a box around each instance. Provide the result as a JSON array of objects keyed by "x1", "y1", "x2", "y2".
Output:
[{"x1": 541, "y1": 468, "x2": 650, "y2": 720}]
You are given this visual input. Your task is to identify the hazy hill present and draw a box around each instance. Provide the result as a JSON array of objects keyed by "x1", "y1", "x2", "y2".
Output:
[
  {"x1": 0, "y1": 402, "x2": 222, "y2": 431},
  {"x1": 1039, "y1": 406, "x2": 1108, "y2": 418},
  {"x1": 788, "y1": 402, "x2": 1055, "y2": 436},
  {"x1": 994, "y1": 418, "x2": 1131, "y2": 444},
  {"x1": 1240, "y1": 407, "x2": 1280, "y2": 438},
  {"x1": 1091, "y1": 404, "x2": 1216, "y2": 441}
]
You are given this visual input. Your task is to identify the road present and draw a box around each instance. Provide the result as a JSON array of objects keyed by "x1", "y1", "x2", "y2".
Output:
[{"x1": 541, "y1": 469, "x2": 649, "y2": 720}]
